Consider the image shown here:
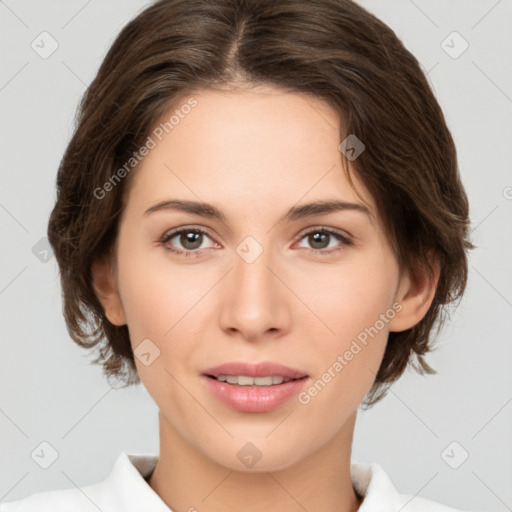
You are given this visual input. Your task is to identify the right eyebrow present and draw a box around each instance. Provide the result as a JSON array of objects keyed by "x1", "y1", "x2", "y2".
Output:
[{"x1": 144, "y1": 199, "x2": 226, "y2": 220}]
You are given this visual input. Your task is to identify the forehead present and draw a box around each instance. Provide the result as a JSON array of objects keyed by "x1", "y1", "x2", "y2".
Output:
[{"x1": 125, "y1": 86, "x2": 376, "y2": 223}]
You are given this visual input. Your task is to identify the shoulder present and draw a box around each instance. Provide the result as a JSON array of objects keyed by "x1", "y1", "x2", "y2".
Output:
[
  {"x1": 0, "y1": 452, "x2": 166, "y2": 512},
  {"x1": 394, "y1": 493, "x2": 468, "y2": 512},
  {"x1": 0, "y1": 485, "x2": 105, "y2": 511},
  {"x1": 351, "y1": 461, "x2": 468, "y2": 512}
]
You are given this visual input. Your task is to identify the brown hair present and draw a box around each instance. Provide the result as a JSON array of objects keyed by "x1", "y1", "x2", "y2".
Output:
[{"x1": 47, "y1": 0, "x2": 474, "y2": 406}]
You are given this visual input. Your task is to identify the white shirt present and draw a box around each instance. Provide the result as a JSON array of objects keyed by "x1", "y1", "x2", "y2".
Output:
[{"x1": 0, "y1": 452, "x2": 466, "y2": 511}]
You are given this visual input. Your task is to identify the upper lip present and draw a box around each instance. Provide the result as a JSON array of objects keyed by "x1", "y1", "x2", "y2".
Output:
[{"x1": 202, "y1": 361, "x2": 308, "y2": 380}]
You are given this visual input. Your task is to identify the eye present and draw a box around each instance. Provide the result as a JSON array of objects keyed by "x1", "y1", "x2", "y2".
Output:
[
  {"x1": 160, "y1": 227, "x2": 216, "y2": 257},
  {"x1": 160, "y1": 226, "x2": 353, "y2": 258},
  {"x1": 294, "y1": 227, "x2": 353, "y2": 255}
]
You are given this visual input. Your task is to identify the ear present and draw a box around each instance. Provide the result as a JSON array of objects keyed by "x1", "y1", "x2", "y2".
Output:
[
  {"x1": 90, "y1": 256, "x2": 127, "y2": 326},
  {"x1": 388, "y1": 251, "x2": 440, "y2": 332}
]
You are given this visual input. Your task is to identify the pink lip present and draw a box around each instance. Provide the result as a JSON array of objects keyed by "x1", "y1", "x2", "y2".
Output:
[
  {"x1": 202, "y1": 361, "x2": 308, "y2": 380},
  {"x1": 201, "y1": 361, "x2": 310, "y2": 413},
  {"x1": 201, "y1": 375, "x2": 309, "y2": 413}
]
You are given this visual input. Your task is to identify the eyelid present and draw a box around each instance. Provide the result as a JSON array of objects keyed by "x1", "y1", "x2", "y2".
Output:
[
  {"x1": 160, "y1": 225, "x2": 217, "y2": 245},
  {"x1": 160, "y1": 224, "x2": 353, "y2": 241},
  {"x1": 160, "y1": 224, "x2": 355, "y2": 259},
  {"x1": 291, "y1": 226, "x2": 354, "y2": 255},
  {"x1": 295, "y1": 225, "x2": 353, "y2": 242}
]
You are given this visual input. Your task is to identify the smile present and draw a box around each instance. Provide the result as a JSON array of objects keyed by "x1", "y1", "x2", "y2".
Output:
[{"x1": 208, "y1": 375, "x2": 298, "y2": 386}]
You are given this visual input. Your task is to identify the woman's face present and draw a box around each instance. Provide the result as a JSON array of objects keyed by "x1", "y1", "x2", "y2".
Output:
[{"x1": 106, "y1": 85, "x2": 410, "y2": 471}]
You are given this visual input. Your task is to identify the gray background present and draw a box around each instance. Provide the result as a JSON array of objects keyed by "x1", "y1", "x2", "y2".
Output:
[{"x1": 1, "y1": 1, "x2": 511, "y2": 510}]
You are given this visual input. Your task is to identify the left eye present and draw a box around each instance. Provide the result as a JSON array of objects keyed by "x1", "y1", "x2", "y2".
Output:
[{"x1": 295, "y1": 228, "x2": 353, "y2": 253}]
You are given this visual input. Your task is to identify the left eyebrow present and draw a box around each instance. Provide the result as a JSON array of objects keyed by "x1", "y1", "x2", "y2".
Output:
[
  {"x1": 280, "y1": 199, "x2": 373, "y2": 224},
  {"x1": 144, "y1": 198, "x2": 373, "y2": 224}
]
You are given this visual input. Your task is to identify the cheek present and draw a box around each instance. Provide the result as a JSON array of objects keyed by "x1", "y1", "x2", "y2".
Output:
[
  {"x1": 297, "y1": 255, "x2": 397, "y2": 398},
  {"x1": 116, "y1": 241, "x2": 205, "y2": 343},
  {"x1": 303, "y1": 254, "x2": 397, "y2": 341},
  {"x1": 296, "y1": 288, "x2": 391, "y2": 427},
  {"x1": 115, "y1": 246, "x2": 211, "y2": 400}
]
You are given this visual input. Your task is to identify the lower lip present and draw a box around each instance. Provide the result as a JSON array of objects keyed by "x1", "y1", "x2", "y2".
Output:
[{"x1": 202, "y1": 375, "x2": 309, "y2": 413}]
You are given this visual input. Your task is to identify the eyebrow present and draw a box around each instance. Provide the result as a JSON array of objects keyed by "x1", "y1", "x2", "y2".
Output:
[{"x1": 144, "y1": 198, "x2": 372, "y2": 224}]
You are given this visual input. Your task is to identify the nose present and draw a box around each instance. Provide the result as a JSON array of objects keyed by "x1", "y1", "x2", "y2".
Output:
[{"x1": 218, "y1": 239, "x2": 291, "y2": 342}]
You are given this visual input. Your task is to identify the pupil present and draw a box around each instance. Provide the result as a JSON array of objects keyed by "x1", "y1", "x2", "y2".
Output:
[
  {"x1": 310, "y1": 232, "x2": 328, "y2": 249},
  {"x1": 181, "y1": 231, "x2": 202, "y2": 250}
]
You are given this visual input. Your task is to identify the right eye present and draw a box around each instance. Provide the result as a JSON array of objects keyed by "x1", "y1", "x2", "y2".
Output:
[{"x1": 160, "y1": 227, "x2": 217, "y2": 257}]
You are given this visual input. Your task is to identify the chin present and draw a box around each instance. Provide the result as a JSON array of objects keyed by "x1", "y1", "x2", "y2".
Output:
[{"x1": 197, "y1": 435, "x2": 314, "y2": 474}]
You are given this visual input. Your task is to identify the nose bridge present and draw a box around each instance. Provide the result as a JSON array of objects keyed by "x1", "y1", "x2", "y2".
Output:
[
  {"x1": 234, "y1": 234, "x2": 277, "y2": 307},
  {"x1": 219, "y1": 234, "x2": 287, "y2": 337}
]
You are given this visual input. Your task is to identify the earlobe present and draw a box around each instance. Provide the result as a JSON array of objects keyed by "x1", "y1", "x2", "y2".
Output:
[
  {"x1": 90, "y1": 257, "x2": 127, "y2": 326},
  {"x1": 388, "y1": 254, "x2": 440, "y2": 333}
]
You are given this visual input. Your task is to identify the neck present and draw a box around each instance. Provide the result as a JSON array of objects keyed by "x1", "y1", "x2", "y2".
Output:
[{"x1": 148, "y1": 411, "x2": 363, "y2": 512}]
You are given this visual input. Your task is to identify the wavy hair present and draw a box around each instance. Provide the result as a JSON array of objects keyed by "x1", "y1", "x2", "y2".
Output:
[{"x1": 47, "y1": 0, "x2": 475, "y2": 406}]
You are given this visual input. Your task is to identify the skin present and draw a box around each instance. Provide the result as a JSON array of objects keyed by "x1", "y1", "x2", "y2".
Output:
[{"x1": 92, "y1": 84, "x2": 439, "y2": 512}]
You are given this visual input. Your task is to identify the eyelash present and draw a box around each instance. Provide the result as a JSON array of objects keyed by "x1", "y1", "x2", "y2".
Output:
[{"x1": 159, "y1": 226, "x2": 354, "y2": 258}]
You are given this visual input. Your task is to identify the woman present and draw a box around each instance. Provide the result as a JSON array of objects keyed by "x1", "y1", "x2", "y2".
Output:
[{"x1": 1, "y1": 0, "x2": 473, "y2": 510}]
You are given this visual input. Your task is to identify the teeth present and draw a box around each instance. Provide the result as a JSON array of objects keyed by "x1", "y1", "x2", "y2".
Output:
[{"x1": 214, "y1": 375, "x2": 293, "y2": 386}]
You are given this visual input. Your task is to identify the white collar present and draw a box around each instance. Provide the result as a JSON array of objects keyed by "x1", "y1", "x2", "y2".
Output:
[
  {"x1": 101, "y1": 452, "x2": 460, "y2": 511},
  {"x1": 0, "y1": 451, "x2": 463, "y2": 511}
]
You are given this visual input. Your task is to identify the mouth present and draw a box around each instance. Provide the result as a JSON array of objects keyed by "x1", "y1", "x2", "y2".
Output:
[
  {"x1": 200, "y1": 361, "x2": 309, "y2": 412},
  {"x1": 204, "y1": 374, "x2": 308, "y2": 386},
  {"x1": 202, "y1": 361, "x2": 309, "y2": 384}
]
